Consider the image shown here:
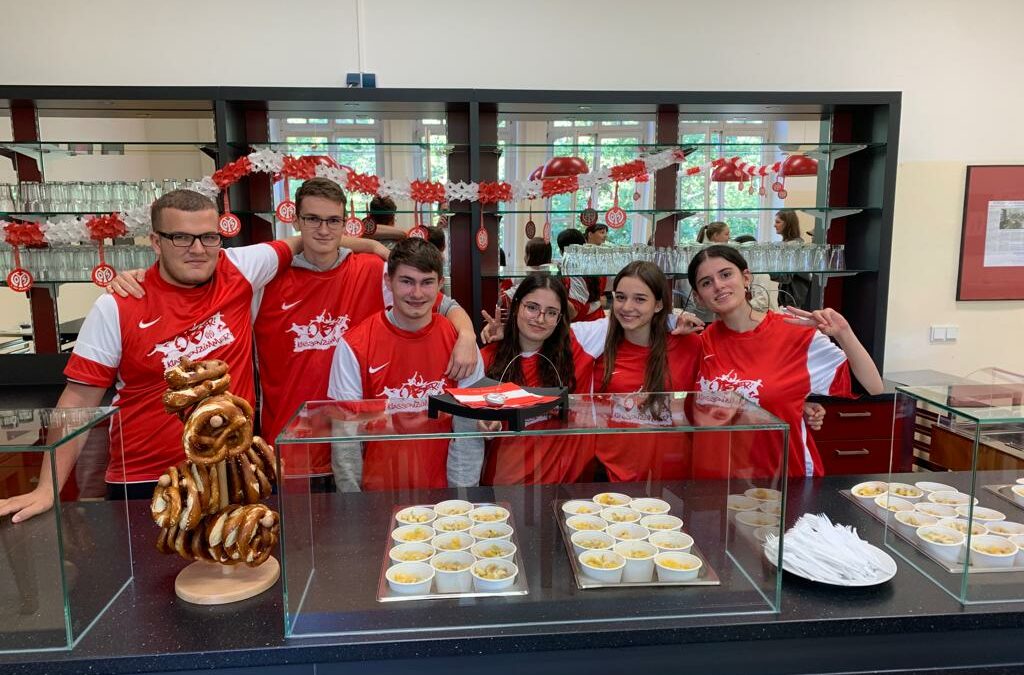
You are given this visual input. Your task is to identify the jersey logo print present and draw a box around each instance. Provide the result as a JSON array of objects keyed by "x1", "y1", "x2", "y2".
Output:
[
  {"x1": 146, "y1": 312, "x2": 236, "y2": 370},
  {"x1": 379, "y1": 371, "x2": 446, "y2": 413},
  {"x1": 281, "y1": 300, "x2": 302, "y2": 311},
  {"x1": 288, "y1": 311, "x2": 350, "y2": 352},
  {"x1": 368, "y1": 362, "x2": 389, "y2": 374},
  {"x1": 138, "y1": 317, "x2": 162, "y2": 329},
  {"x1": 698, "y1": 369, "x2": 763, "y2": 403}
]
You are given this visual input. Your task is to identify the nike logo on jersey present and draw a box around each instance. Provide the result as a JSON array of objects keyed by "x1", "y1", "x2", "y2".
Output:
[
  {"x1": 368, "y1": 363, "x2": 390, "y2": 374},
  {"x1": 281, "y1": 300, "x2": 302, "y2": 311},
  {"x1": 138, "y1": 317, "x2": 161, "y2": 329}
]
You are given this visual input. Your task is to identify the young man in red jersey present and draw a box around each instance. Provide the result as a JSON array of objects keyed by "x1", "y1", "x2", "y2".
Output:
[
  {"x1": 328, "y1": 238, "x2": 485, "y2": 491},
  {"x1": 0, "y1": 190, "x2": 302, "y2": 523}
]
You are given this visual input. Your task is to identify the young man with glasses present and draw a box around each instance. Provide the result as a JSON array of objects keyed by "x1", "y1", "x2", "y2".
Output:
[
  {"x1": 252, "y1": 178, "x2": 478, "y2": 487},
  {"x1": 327, "y1": 237, "x2": 485, "y2": 492},
  {"x1": 0, "y1": 190, "x2": 303, "y2": 523}
]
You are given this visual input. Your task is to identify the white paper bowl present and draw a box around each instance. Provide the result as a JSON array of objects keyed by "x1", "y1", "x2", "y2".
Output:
[
  {"x1": 566, "y1": 514, "x2": 607, "y2": 533},
  {"x1": 967, "y1": 534, "x2": 1018, "y2": 569},
  {"x1": 471, "y1": 559, "x2": 519, "y2": 591},
  {"x1": 1017, "y1": 478, "x2": 1024, "y2": 486},
  {"x1": 606, "y1": 523, "x2": 650, "y2": 542},
  {"x1": 1012, "y1": 485, "x2": 1024, "y2": 507},
  {"x1": 654, "y1": 552, "x2": 703, "y2": 581},
  {"x1": 1009, "y1": 535, "x2": 1024, "y2": 565},
  {"x1": 430, "y1": 531, "x2": 473, "y2": 552},
  {"x1": 640, "y1": 514, "x2": 684, "y2": 532},
  {"x1": 386, "y1": 562, "x2": 434, "y2": 594},
  {"x1": 744, "y1": 487, "x2": 782, "y2": 503},
  {"x1": 873, "y1": 494, "x2": 915, "y2": 519},
  {"x1": 578, "y1": 550, "x2": 626, "y2": 583},
  {"x1": 571, "y1": 530, "x2": 615, "y2": 556},
  {"x1": 850, "y1": 480, "x2": 888, "y2": 501},
  {"x1": 468, "y1": 505, "x2": 510, "y2": 524},
  {"x1": 916, "y1": 526, "x2": 965, "y2": 564},
  {"x1": 758, "y1": 502, "x2": 783, "y2": 516},
  {"x1": 915, "y1": 481, "x2": 957, "y2": 494},
  {"x1": 391, "y1": 524, "x2": 436, "y2": 545},
  {"x1": 388, "y1": 542, "x2": 436, "y2": 565},
  {"x1": 887, "y1": 482, "x2": 924, "y2": 502},
  {"x1": 395, "y1": 506, "x2": 437, "y2": 526},
  {"x1": 433, "y1": 499, "x2": 474, "y2": 517},
  {"x1": 648, "y1": 530, "x2": 694, "y2": 553},
  {"x1": 893, "y1": 511, "x2": 938, "y2": 537},
  {"x1": 927, "y1": 490, "x2": 976, "y2": 507},
  {"x1": 592, "y1": 492, "x2": 632, "y2": 507},
  {"x1": 562, "y1": 499, "x2": 602, "y2": 517},
  {"x1": 914, "y1": 502, "x2": 959, "y2": 519},
  {"x1": 736, "y1": 511, "x2": 782, "y2": 528},
  {"x1": 469, "y1": 522, "x2": 514, "y2": 541},
  {"x1": 430, "y1": 551, "x2": 474, "y2": 593},
  {"x1": 433, "y1": 515, "x2": 473, "y2": 533},
  {"x1": 727, "y1": 494, "x2": 761, "y2": 511},
  {"x1": 471, "y1": 538, "x2": 517, "y2": 561},
  {"x1": 629, "y1": 498, "x2": 671, "y2": 515},
  {"x1": 613, "y1": 541, "x2": 658, "y2": 583},
  {"x1": 600, "y1": 507, "x2": 642, "y2": 525},
  {"x1": 937, "y1": 518, "x2": 989, "y2": 538},
  {"x1": 984, "y1": 521, "x2": 1024, "y2": 537},
  {"x1": 954, "y1": 505, "x2": 1005, "y2": 522}
]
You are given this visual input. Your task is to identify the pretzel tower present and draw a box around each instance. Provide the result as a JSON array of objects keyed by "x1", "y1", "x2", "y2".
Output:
[{"x1": 150, "y1": 356, "x2": 280, "y2": 570}]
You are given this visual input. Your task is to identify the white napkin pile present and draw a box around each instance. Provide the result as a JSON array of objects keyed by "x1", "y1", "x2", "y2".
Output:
[{"x1": 763, "y1": 513, "x2": 887, "y2": 584}]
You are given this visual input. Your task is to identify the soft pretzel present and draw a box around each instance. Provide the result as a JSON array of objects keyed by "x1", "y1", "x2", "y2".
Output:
[
  {"x1": 177, "y1": 465, "x2": 203, "y2": 532},
  {"x1": 162, "y1": 374, "x2": 231, "y2": 415},
  {"x1": 156, "y1": 525, "x2": 177, "y2": 554},
  {"x1": 236, "y1": 451, "x2": 264, "y2": 504},
  {"x1": 225, "y1": 456, "x2": 245, "y2": 504},
  {"x1": 150, "y1": 468, "x2": 183, "y2": 528},
  {"x1": 250, "y1": 436, "x2": 277, "y2": 484},
  {"x1": 204, "y1": 506, "x2": 236, "y2": 563},
  {"x1": 165, "y1": 357, "x2": 229, "y2": 389},
  {"x1": 183, "y1": 395, "x2": 253, "y2": 465}
]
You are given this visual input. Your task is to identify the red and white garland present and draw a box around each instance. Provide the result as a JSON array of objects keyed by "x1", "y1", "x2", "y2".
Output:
[{"x1": 2, "y1": 148, "x2": 814, "y2": 291}]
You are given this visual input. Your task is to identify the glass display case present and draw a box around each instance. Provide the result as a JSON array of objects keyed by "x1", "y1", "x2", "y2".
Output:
[
  {"x1": 275, "y1": 391, "x2": 789, "y2": 639},
  {"x1": 0, "y1": 406, "x2": 131, "y2": 652},
  {"x1": 878, "y1": 384, "x2": 1024, "y2": 604}
]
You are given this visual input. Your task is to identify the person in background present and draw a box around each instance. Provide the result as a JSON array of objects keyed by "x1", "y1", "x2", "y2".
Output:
[
  {"x1": 328, "y1": 238, "x2": 485, "y2": 491},
  {"x1": 365, "y1": 195, "x2": 406, "y2": 246},
  {"x1": 687, "y1": 244, "x2": 882, "y2": 479},
  {"x1": 584, "y1": 222, "x2": 608, "y2": 246},
  {"x1": 772, "y1": 209, "x2": 811, "y2": 309},
  {"x1": 0, "y1": 190, "x2": 303, "y2": 522},
  {"x1": 424, "y1": 225, "x2": 446, "y2": 253},
  {"x1": 696, "y1": 221, "x2": 730, "y2": 243},
  {"x1": 557, "y1": 228, "x2": 604, "y2": 322}
]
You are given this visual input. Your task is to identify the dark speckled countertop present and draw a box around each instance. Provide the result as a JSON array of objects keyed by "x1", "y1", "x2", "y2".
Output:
[{"x1": 2, "y1": 472, "x2": 1024, "y2": 675}]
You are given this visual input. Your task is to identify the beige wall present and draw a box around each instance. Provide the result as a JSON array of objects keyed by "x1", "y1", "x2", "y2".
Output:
[{"x1": 2, "y1": 0, "x2": 1023, "y2": 374}]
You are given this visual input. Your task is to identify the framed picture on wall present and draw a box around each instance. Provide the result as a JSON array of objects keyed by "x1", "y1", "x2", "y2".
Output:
[{"x1": 957, "y1": 165, "x2": 1024, "y2": 300}]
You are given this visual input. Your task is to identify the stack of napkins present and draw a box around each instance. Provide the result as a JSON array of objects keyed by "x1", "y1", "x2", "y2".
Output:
[{"x1": 764, "y1": 513, "x2": 888, "y2": 584}]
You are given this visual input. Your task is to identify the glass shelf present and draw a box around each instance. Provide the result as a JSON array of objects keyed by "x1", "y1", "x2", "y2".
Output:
[
  {"x1": 0, "y1": 141, "x2": 217, "y2": 162},
  {"x1": 464, "y1": 206, "x2": 879, "y2": 216},
  {"x1": 483, "y1": 141, "x2": 884, "y2": 154},
  {"x1": 895, "y1": 384, "x2": 1024, "y2": 425},
  {"x1": 480, "y1": 266, "x2": 871, "y2": 279}
]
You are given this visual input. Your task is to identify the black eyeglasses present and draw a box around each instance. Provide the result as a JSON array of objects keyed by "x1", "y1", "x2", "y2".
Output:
[
  {"x1": 298, "y1": 214, "x2": 346, "y2": 230},
  {"x1": 156, "y1": 231, "x2": 223, "y2": 248}
]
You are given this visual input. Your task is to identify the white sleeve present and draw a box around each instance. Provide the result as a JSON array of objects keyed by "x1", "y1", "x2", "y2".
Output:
[
  {"x1": 250, "y1": 287, "x2": 265, "y2": 324},
  {"x1": 327, "y1": 339, "x2": 364, "y2": 400},
  {"x1": 570, "y1": 317, "x2": 609, "y2": 358},
  {"x1": 380, "y1": 263, "x2": 393, "y2": 308},
  {"x1": 71, "y1": 294, "x2": 122, "y2": 370},
  {"x1": 456, "y1": 346, "x2": 486, "y2": 387},
  {"x1": 226, "y1": 243, "x2": 284, "y2": 291},
  {"x1": 807, "y1": 331, "x2": 848, "y2": 395},
  {"x1": 567, "y1": 277, "x2": 589, "y2": 303},
  {"x1": 449, "y1": 348, "x2": 486, "y2": 487}
]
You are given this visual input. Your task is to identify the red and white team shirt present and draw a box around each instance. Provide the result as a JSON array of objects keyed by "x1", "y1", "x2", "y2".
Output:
[
  {"x1": 696, "y1": 310, "x2": 852, "y2": 478},
  {"x1": 328, "y1": 311, "x2": 484, "y2": 491},
  {"x1": 254, "y1": 251, "x2": 389, "y2": 474},
  {"x1": 479, "y1": 320, "x2": 606, "y2": 485},
  {"x1": 592, "y1": 332, "x2": 702, "y2": 482},
  {"x1": 565, "y1": 276, "x2": 606, "y2": 323},
  {"x1": 65, "y1": 241, "x2": 292, "y2": 483}
]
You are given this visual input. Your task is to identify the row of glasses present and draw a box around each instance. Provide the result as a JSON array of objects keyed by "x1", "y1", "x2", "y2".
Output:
[
  {"x1": 0, "y1": 245, "x2": 156, "y2": 282},
  {"x1": 0, "y1": 180, "x2": 198, "y2": 213},
  {"x1": 560, "y1": 242, "x2": 847, "y2": 276}
]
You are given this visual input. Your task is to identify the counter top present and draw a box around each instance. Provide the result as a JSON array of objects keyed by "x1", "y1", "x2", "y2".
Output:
[{"x1": 2, "y1": 473, "x2": 1024, "y2": 675}]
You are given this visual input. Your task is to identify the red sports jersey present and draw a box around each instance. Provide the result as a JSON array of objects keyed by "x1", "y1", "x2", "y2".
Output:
[
  {"x1": 592, "y1": 332, "x2": 702, "y2": 482},
  {"x1": 479, "y1": 321, "x2": 606, "y2": 485},
  {"x1": 565, "y1": 276, "x2": 606, "y2": 323},
  {"x1": 695, "y1": 310, "x2": 853, "y2": 478},
  {"x1": 328, "y1": 311, "x2": 484, "y2": 491},
  {"x1": 254, "y1": 252, "x2": 388, "y2": 475},
  {"x1": 65, "y1": 242, "x2": 292, "y2": 483}
]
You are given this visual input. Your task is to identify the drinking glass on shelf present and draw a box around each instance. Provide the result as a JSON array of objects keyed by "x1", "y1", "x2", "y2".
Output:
[
  {"x1": 140, "y1": 180, "x2": 159, "y2": 205},
  {"x1": 90, "y1": 182, "x2": 111, "y2": 211},
  {"x1": 68, "y1": 182, "x2": 87, "y2": 212},
  {"x1": 163, "y1": 179, "x2": 180, "y2": 194},
  {"x1": 21, "y1": 182, "x2": 43, "y2": 211},
  {"x1": 0, "y1": 184, "x2": 15, "y2": 211},
  {"x1": 828, "y1": 244, "x2": 845, "y2": 271}
]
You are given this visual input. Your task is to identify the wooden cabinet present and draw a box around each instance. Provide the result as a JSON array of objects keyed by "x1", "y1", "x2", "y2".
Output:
[
  {"x1": 812, "y1": 398, "x2": 911, "y2": 475},
  {"x1": 929, "y1": 425, "x2": 1024, "y2": 472}
]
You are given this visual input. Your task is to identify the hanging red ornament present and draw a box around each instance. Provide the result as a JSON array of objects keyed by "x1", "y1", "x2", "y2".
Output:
[
  {"x1": 475, "y1": 212, "x2": 489, "y2": 252},
  {"x1": 542, "y1": 156, "x2": 589, "y2": 179},
  {"x1": 524, "y1": 220, "x2": 536, "y2": 238},
  {"x1": 408, "y1": 202, "x2": 428, "y2": 239},
  {"x1": 362, "y1": 215, "x2": 377, "y2": 236},
  {"x1": 3, "y1": 222, "x2": 43, "y2": 293},
  {"x1": 7, "y1": 267, "x2": 32, "y2": 293},
  {"x1": 218, "y1": 192, "x2": 241, "y2": 238},
  {"x1": 605, "y1": 182, "x2": 627, "y2": 229},
  {"x1": 276, "y1": 178, "x2": 297, "y2": 223},
  {"x1": 580, "y1": 196, "x2": 598, "y2": 227},
  {"x1": 542, "y1": 220, "x2": 552, "y2": 243},
  {"x1": 778, "y1": 189, "x2": 789, "y2": 199},
  {"x1": 781, "y1": 154, "x2": 818, "y2": 176},
  {"x1": 344, "y1": 199, "x2": 364, "y2": 237},
  {"x1": 91, "y1": 262, "x2": 116, "y2": 287}
]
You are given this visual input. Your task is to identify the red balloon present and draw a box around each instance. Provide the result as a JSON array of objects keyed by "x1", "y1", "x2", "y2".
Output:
[
  {"x1": 528, "y1": 165, "x2": 545, "y2": 181},
  {"x1": 542, "y1": 156, "x2": 589, "y2": 178},
  {"x1": 711, "y1": 163, "x2": 742, "y2": 182},
  {"x1": 781, "y1": 155, "x2": 818, "y2": 176}
]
